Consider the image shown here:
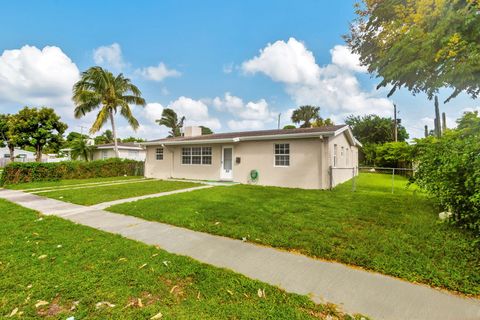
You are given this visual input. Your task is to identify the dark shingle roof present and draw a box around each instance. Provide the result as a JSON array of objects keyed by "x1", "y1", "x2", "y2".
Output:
[{"x1": 148, "y1": 125, "x2": 346, "y2": 143}]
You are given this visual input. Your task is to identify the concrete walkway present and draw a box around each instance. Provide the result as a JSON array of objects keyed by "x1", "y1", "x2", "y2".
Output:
[
  {"x1": 90, "y1": 185, "x2": 213, "y2": 209},
  {"x1": 0, "y1": 189, "x2": 479, "y2": 320}
]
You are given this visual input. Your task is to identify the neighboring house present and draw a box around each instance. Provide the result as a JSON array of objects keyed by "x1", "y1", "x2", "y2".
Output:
[
  {"x1": 0, "y1": 147, "x2": 49, "y2": 167},
  {"x1": 142, "y1": 125, "x2": 361, "y2": 189},
  {"x1": 92, "y1": 142, "x2": 146, "y2": 161}
]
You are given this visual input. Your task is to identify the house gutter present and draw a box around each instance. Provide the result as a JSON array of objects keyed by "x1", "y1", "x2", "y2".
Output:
[{"x1": 141, "y1": 131, "x2": 336, "y2": 146}]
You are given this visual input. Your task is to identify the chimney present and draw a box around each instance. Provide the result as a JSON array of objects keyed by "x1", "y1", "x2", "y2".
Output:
[{"x1": 184, "y1": 126, "x2": 202, "y2": 137}]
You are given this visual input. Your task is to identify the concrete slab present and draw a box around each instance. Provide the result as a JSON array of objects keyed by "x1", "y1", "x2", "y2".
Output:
[
  {"x1": 0, "y1": 188, "x2": 479, "y2": 320},
  {"x1": 90, "y1": 185, "x2": 213, "y2": 209}
]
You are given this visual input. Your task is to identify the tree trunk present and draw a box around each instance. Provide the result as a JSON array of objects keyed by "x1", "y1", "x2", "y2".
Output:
[
  {"x1": 8, "y1": 143, "x2": 15, "y2": 162},
  {"x1": 35, "y1": 145, "x2": 42, "y2": 162},
  {"x1": 434, "y1": 96, "x2": 441, "y2": 138},
  {"x1": 109, "y1": 110, "x2": 120, "y2": 158}
]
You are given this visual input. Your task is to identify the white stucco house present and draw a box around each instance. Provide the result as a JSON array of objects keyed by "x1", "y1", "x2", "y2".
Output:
[
  {"x1": 142, "y1": 125, "x2": 361, "y2": 189},
  {"x1": 92, "y1": 142, "x2": 146, "y2": 161}
]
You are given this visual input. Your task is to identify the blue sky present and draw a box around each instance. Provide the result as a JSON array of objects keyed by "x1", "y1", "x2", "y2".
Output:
[{"x1": 0, "y1": 0, "x2": 478, "y2": 139}]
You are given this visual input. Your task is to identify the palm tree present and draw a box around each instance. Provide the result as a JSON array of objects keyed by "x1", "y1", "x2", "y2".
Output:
[
  {"x1": 156, "y1": 108, "x2": 185, "y2": 137},
  {"x1": 70, "y1": 136, "x2": 96, "y2": 161},
  {"x1": 312, "y1": 117, "x2": 334, "y2": 127},
  {"x1": 291, "y1": 105, "x2": 320, "y2": 128},
  {"x1": 72, "y1": 66, "x2": 146, "y2": 157}
]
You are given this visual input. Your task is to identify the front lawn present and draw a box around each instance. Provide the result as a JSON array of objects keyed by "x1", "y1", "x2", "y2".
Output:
[
  {"x1": 30, "y1": 180, "x2": 201, "y2": 205},
  {"x1": 5, "y1": 176, "x2": 143, "y2": 190},
  {"x1": 0, "y1": 199, "x2": 360, "y2": 319},
  {"x1": 108, "y1": 173, "x2": 480, "y2": 295}
]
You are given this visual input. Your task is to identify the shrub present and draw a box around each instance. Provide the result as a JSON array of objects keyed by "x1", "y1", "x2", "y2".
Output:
[
  {"x1": 0, "y1": 159, "x2": 144, "y2": 185},
  {"x1": 414, "y1": 134, "x2": 480, "y2": 233}
]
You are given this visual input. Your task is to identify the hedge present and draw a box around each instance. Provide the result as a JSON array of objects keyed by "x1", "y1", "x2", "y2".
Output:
[{"x1": 0, "y1": 159, "x2": 144, "y2": 185}]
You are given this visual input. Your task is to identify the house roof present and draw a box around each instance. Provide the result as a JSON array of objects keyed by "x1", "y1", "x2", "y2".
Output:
[
  {"x1": 95, "y1": 142, "x2": 144, "y2": 150},
  {"x1": 143, "y1": 125, "x2": 362, "y2": 146}
]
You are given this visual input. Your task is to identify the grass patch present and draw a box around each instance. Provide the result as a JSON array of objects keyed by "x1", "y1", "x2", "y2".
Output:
[
  {"x1": 0, "y1": 200, "x2": 361, "y2": 319},
  {"x1": 33, "y1": 180, "x2": 201, "y2": 205},
  {"x1": 108, "y1": 173, "x2": 480, "y2": 295},
  {"x1": 5, "y1": 176, "x2": 142, "y2": 190}
]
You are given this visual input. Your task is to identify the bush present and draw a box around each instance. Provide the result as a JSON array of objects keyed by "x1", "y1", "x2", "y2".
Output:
[
  {"x1": 0, "y1": 159, "x2": 144, "y2": 185},
  {"x1": 414, "y1": 134, "x2": 480, "y2": 233}
]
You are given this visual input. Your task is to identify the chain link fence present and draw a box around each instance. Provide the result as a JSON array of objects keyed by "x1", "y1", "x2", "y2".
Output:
[{"x1": 331, "y1": 166, "x2": 416, "y2": 193}]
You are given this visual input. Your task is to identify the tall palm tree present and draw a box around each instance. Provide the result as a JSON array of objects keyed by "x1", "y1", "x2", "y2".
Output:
[
  {"x1": 291, "y1": 105, "x2": 320, "y2": 128},
  {"x1": 72, "y1": 66, "x2": 146, "y2": 157},
  {"x1": 156, "y1": 108, "x2": 185, "y2": 137}
]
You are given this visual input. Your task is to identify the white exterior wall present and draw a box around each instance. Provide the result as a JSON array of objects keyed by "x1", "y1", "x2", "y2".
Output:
[
  {"x1": 329, "y1": 132, "x2": 359, "y2": 188},
  {"x1": 92, "y1": 148, "x2": 146, "y2": 161}
]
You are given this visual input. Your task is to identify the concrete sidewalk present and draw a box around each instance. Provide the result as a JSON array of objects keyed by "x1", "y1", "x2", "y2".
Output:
[
  {"x1": 1, "y1": 188, "x2": 479, "y2": 320},
  {"x1": 90, "y1": 185, "x2": 213, "y2": 209}
]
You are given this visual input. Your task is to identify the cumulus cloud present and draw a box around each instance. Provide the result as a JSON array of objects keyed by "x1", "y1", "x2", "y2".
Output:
[
  {"x1": 241, "y1": 38, "x2": 392, "y2": 120},
  {"x1": 143, "y1": 102, "x2": 164, "y2": 122},
  {"x1": 136, "y1": 62, "x2": 181, "y2": 81},
  {"x1": 93, "y1": 43, "x2": 125, "y2": 70},
  {"x1": 168, "y1": 96, "x2": 221, "y2": 130},
  {"x1": 0, "y1": 45, "x2": 80, "y2": 110},
  {"x1": 213, "y1": 92, "x2": 276, "y2": 130}
]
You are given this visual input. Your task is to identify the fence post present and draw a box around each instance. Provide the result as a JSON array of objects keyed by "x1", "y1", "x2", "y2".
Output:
[{"x1": 391, "y1": 168, "x2": 395, "y2": 194}]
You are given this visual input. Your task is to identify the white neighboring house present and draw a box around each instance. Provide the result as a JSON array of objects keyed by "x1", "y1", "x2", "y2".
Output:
[
  {"x1": 0, "y1": 147, "x2": 48, "y2": 167},
  {"x1": 93, "y1": 142, "x2": 146, "y2": 161}
]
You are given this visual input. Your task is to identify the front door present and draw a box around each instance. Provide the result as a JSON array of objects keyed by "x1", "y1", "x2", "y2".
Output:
[{"x1": 221, "y1": 146, "x2": 233, "y2": 180}]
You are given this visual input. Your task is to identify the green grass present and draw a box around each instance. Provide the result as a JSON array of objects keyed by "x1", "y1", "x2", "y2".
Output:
[
  {"x1": 34, "y1": 180, "x2": 201, "y2": 206},
  {"x1": 5, "y1": 176, "x2": 143, "y2": 190},
  {"x1": 0, "y1": 200, "x2": 362, "y2": 320},
  {"x1": 108, "y1": 173, "x2": 480, "y2": 295}
]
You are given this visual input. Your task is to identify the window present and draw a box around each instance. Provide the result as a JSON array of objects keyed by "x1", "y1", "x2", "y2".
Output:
[
  {"x1": 129, "y1": 150, "x2": 139, "y2": 158},
  {"x1": 333, "y1": 144, "x2": 338, "y2": 167},
  {"x1": 182, "y1": 147, "x2": 212, "y2": 165},
  {"x1": 274, "y1": 143, "x2": 290, "y2": 166},
  {"x1": 102, "y1": 150, "x2": 108, "y2": 160},
  {"x1": 156, "y1": 147, "x2": 163, "y2": 160},
  {"x1": 4, "y1": 154, "x2": 10, "y2": 158}
]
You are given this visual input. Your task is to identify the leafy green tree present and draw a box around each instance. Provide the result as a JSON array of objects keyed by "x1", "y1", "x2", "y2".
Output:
[
  {"x1": 346, "y1": 0, "x2": 480, "y2": 102},
  {"x1": 70, "y1": 136, "x2": 96, "y2": 161},
  {"x1": 12, "y1": 107, "x2": 67, "y2": 162},
  {"x1": 456, "y1": 110, "x2": 480, "y2": 136},
  {"x1": 345, "y1": 114, "x2": 409, "y2": 144},
  {"x1": 374, "y1": 142, "x2": 413, "y2": 168},
  {"x1": 94, "y1": 130, "x2": 115, "y2": 145},
  {"x1": 121, "y1": 136, "x2": 146, "y2": 143},
  {"x1": 0, "y1": 114, "x2": 19, "y2": 161},
  {"x1": 156, "y1": 108, "x2": 185, "y2": 137},
  {"x1": 291, "y1": 105, "x2": 320, "y2": 128},
  {"x1": 73, "y1": 66, "x2": 146, "y2": 157},
  {"x1": 283, "y1": 125, "x2": 296, "y2": 130},
  {"x1": 200, "y1": 126, "x2": 213, "y2": 135},
  {"x1": 64, "y1": 131, "x2": 90, "y2": 148}
]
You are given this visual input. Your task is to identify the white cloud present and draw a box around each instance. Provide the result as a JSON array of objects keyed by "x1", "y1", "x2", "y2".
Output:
[
  {"x1": 242, "y1": 37, "x2": 320, "y2": 85},
  {"x1": 227, "y1": 119, "x2": 266, "y2": 131},
  {"x1": 143, "y1": 102, "x2": 164, "y2": 123},
  {"x1": 213, "y1": 92, "x2": 276, "y2": 130},
  {"x1": 93, "y1": 43, "x2": 125, "y2": 70},
  {"x1": 168, "y1": 96, "x2": 221, "y2": 130},
  {"x1": 330, "y1": 45, "x2": 367, "y2": 73},
  {"x1": 0, "y1": 45, "x2": 80, "y2": 110},
  {"x1": 136, "y1": 62, "x2": 181, "y2": 81},
  {"x1": 242, "y1": 38, "x2": 392, "y2": 121}
]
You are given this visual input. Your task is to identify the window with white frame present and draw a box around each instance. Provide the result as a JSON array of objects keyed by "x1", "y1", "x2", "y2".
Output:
[
  {"x1": 274, "y1": 143, "x2": 290, "y2": 166},
  {"x1": 156, "y1": 147, "x2": 163, "y2": 160},
  {"x1": 182, "y1": 147, "x2": 212, "y2": 165},
  {"x1": 102, "y1": 150, "x2": 108, "y2": 160},
  {"x1": 333, "y1": 144, "x2": 338, "y2": 167}
]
